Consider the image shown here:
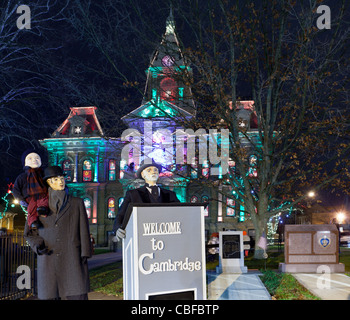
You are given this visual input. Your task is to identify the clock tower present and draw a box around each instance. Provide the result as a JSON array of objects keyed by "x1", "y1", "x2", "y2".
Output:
[{"x1": 142, "y1": 8, "x2": 196, "y2": 117}]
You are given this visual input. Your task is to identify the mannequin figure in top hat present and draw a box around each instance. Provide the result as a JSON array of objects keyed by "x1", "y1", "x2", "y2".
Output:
[
  {"x1": 113, "y1": 161, "x2": 180, "y2": 241},
  {"x1": 12, "y1": 149, "x2": 49, "y2": 230},
  {"x1": 24, "y1": 166, "x2": 91, "y2": 300}
]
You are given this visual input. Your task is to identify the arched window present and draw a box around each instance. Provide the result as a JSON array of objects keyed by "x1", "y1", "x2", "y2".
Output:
[
  {"x1": 107, "y1": 197, "x2": 116, "y2": 219},
  {"x1": 202, "y1": 160, "x2": 209, "y2": 179},
  {"x1": 108, "y1": 159, "x2": 116, "y2": 181},
  {"x1": 226, "y1": 198, "x2": 235, "y2": 216},
  {"x1": 248, "y1": 154, "x2": 258, "y2": 178},
  {"x1": 118, "y1": 197, "x2": 124, "y2": 208},
  {"x1": 202, "y1": 196, "x2": 209, "y2": 217},
  {"x1": 190, "y1": 195, "x2": 198, "y2": 203},
  {"x1": 119, "y1": 160, "x2": 127, "y2": 179},
  {"x1": 84, "y1": 198, "x2": 91, "y2": 219},
  {"x1": 190, "y1": 157, "x2": 197, "y2": 179},
  {"x1": 62, "y1": 159, "x2": 73, "y2": 182},
  {"x1": 83, "y1": 159, "x2": 93, "y2": 182}
]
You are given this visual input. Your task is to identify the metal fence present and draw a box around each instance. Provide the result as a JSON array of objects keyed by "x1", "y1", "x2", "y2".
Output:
[{"x1": 0, "y1": 231, "x2": 36, "y2": 300}]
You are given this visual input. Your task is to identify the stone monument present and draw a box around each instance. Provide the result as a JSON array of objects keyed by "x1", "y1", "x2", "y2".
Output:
[
  {"x1": 216, "y1": 231, "x2": 248, "y2": 273},
  {"x1": 279, "y1": 224, "x2": 345, "y2": 273}
]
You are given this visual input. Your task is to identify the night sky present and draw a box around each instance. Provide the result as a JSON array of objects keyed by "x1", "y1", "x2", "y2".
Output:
[{"x1": 0, "y1": 0, "x2": 349, "y2": 210}]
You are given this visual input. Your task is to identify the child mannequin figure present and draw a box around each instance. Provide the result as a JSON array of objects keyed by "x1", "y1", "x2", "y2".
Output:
[{"x1": 12, "y1": 149, "x2": 49, "y2": 230}]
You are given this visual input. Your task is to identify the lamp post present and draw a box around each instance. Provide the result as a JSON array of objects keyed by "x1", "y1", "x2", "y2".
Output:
[{"x1": 336, "y1": 212, "x2": 346, "y2": 254}]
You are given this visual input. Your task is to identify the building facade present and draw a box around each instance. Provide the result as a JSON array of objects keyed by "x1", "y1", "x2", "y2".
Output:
[{"x1": 40, "y1": 11, "x2": 257, "y2": 246}]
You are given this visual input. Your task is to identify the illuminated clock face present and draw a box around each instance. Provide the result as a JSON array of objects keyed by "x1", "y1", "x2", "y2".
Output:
[{"x1": 162, "y1": 55, "x2": 174, "y2": 67}]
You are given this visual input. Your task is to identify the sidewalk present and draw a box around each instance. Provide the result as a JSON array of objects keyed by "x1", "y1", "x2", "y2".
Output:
[
  {"x1": 88, "y1": 250, "x2": 122, "y2": 270},
  {"x1": 207, "y1": 271, "x2": 271, "y2": 300},
  {"x1": 293, "y1": 273, "x2": 350, "y2": 300}
]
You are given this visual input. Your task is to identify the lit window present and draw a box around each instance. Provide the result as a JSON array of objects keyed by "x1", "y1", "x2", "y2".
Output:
[
  {"x1": 84, "y1": 198, "x2": 91, "y2": 219},
  {"x1": 190, "y1": 195, "x2": 198, "y2": 203},
  {"x1": 119, "y1": 160, "x2": 127, "y2": 179},
  {"x1": 108, "y1": 159, "x2": 116, "y2": 181},
  {"x1": 202, "y1": 196, "x2": 209, "y2": 217},
  {"x1": 239, "y1": 205, "x2": 245, "y2": 221},
  {"x1": 248, "y1": 154, "x2": 258, "y2": 178},
  {"x1": 83, "y1": 159, "x2": 92, "y2": 182},
  {"x1": 62, "y1": 159, "x2": 73, "y2": 182},
  {"x1": 226, "y1": 198, "x2": 235, "y2": 216},
  {"x1": 107, "y1": 197, "x2": 116, "y2": 219},
  {"x1": 202, "y1": 160, "x2": 209, "y2": 179}
]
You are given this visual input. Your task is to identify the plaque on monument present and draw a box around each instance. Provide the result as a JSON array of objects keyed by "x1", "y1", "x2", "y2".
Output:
[
  {"x1": 279, "y1": 224, "x2": 345, "y2": 273},
  {"x1": 223, "y1": 235, "x2": 241, "y2": 259},
  {"x1": 217, "y1": 231, "x2": 247, "y2": 273}
]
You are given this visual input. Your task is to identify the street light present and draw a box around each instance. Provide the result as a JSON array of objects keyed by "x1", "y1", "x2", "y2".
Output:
[
  {"x1": 337, "y1": 212, "x2": 345, "y2": 224},
  {"x1": 308, "y1": 191, "x2": 315, "y2": 198}
]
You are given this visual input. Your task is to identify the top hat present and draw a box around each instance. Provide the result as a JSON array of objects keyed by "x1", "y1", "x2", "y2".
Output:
[
  {"x1": 43, "y1": 166, "x2": 66, "y2": 180},
  {"x1": 136, "y1": 161, "x2": 162, "y2": 179}
]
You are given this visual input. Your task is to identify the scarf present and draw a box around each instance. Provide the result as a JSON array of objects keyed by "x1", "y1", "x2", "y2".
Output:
[
  {"x1": 26, "y1": 167, "x2": 47, "y2": 200},
  {"x1": 49, "y1": 188, "x2": 68, "y2": 214}
]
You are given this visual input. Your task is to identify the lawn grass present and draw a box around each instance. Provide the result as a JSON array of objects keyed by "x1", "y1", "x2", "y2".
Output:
[
  {"x1": 89, "y1": 261, "x2": 123, "y2": 297},
  {"x1": 88, "y1": 246, "x2": 350, "y2": 299},
  {"x1": 259, "y1": 270, "x2": 321, "y2": 300},
  {"x1": 339, "y1": 247, "x2": 350, "y2": 272}
]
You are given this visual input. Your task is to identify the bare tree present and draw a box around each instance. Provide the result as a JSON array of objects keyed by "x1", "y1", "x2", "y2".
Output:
[
  {"x1": 170, "y1": 0, "x2": 350, "y2": 257},
  {"x1": 59, "y1": 0, "x2": 350, "y2": 258},
  {"x1": 0, "y1": 0, "x2": 70, "y2": 174}
]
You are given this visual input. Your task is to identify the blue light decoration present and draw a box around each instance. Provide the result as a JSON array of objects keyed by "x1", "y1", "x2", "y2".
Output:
[{"x1": 146, "y1": 130, "x2": 175, "y2": 175}]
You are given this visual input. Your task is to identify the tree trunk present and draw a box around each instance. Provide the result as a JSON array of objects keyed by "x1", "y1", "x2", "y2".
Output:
[{"x1": 252, "y1": 214, "x2": 268, "y2": 259}]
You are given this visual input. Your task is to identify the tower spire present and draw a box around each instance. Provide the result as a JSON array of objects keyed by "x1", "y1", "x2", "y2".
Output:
[{"x1": 165, "y1": 5, "x2": 175, "y2": 35}]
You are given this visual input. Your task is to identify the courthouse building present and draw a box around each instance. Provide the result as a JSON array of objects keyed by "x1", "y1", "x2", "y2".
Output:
[{"x1": 39, "y1": 11, "x2": 258, "y2": 246}]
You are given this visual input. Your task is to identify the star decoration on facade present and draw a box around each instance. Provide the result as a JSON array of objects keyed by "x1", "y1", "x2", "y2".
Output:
[{"x1": 74, "y1": 126, "x2": 82, "y2": 134}]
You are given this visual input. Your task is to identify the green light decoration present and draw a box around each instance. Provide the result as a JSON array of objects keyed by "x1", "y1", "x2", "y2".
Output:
[
  {"x1": 137, "y1": 100, "x2": 179, "y2": 118},
  {"x1": 152, "y1": 88, "x2": 157, "y2": 100},
  {"x1": 178, "y1": 87, "x2": 184, "y2": 100},
  {"x1": 0, "y1": 190, "x2": 28, "y2": 220}
]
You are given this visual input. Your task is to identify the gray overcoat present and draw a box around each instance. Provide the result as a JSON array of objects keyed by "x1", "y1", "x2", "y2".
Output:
[{"x1": 24, "y1": 196, "x2": 91, "y2": 299}]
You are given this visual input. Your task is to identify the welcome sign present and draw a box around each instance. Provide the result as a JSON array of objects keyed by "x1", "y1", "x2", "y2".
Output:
[{"x1": 122, "y1": 203, "x2": 206, "y2": 300}]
